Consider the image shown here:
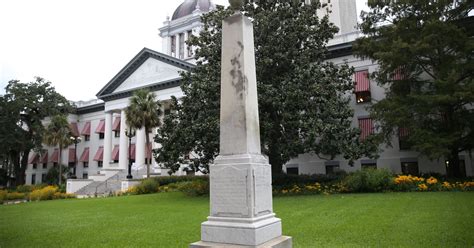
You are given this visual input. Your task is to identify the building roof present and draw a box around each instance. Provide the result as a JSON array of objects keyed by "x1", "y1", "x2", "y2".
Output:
[
  {"x1": 172, "y1": 0, "x2": 213, "y2": 20},
  {"x1": 95, "y1": 47, "x2": 194, "y2": 99}
]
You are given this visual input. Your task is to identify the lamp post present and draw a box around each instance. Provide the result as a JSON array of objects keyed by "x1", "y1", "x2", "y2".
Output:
[
  {"x1": 125, "y1": 128, "x2": 135, "y2": 179},
  {"x1": 70, "y1": 136, "x2": 82, "y2": 179}
]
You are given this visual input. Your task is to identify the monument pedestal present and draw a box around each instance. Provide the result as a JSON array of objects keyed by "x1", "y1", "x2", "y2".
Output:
[
  {"x1": 190, "y1": 236, "x2": 293, "y2": 248},
  {"x1": 198, "y1": 154, "x2": 283, "y2": 246}
]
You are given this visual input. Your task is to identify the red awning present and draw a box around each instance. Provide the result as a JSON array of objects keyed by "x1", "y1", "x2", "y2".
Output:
[
  {"x1": 81, "y1": 121, "x2": 91, "y2": 136},
  {"x1": 93, "y1": 147, "x2": 104, "y2": 161},
  {"x1": 28, "y1": 153, "x2": 40, "y2": 164},
  {"x1": 95, "y1": 120, "x2": 105, "y2": 134},
  {"x1": 68, "y1": 148, "x2": 76, "y2": 163},
  {"x1": 50, "y1": 149, "x2": 59, "y2": 163},
  {"x1": 41, "y1": 151, "x2": 48, "y2": 164},
  {"x1": 112, "y1": 145, "x2": 120, "y2": 161},
  {"x1": 355, "y1": 70, "x2": 370, "y2": 92},
  {"x1": 70, "y1": 123, "x2": 79, "y2": 137},
  {"x1": 112, "y1": 117, "x2": 121, "y2": 131},
  {"x1": 358, "y1": 118, "x2": 374, "y2": 140},
  {"x1": 129, "y1": 144, "x2": 136, "y2": 160},
  {"x1": 392, "y1": 67, "x2": 406, "y2": 81},
  {"x1": 79, "y1": 148, "x2": 89, "y2": 162},
  {"x1": 399, "y1": 127, "x2": 409, "y2": 138}
]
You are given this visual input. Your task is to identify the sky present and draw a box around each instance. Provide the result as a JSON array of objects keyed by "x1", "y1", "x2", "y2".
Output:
[{"x1": 0, "y1": 0, "x2": 366, "y2": 101}]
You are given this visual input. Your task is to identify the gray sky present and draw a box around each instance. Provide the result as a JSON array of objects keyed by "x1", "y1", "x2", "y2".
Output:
[{"x1": 0, "y1": 0, "x2": 366, "y2": 101}]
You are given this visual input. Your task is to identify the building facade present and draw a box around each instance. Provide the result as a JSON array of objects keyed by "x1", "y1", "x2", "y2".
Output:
[{"x1": 24, "y1": 0, "x2": 473, "y2": 186}]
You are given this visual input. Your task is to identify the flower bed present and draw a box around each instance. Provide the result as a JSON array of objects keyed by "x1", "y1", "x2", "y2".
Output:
[{"x1": 0, "y1": 185, "x2": 75, "y2": 204}]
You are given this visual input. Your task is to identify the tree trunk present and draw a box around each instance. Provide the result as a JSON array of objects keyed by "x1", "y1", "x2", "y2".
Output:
[
  {"x1": 446, "y1": 148, "x2": 461, "y2": 178},
  {"x1": 59, "y1": 147, "x2": 62, "y2": 185},
  {"x1": 268, "y1": 144, "x2": 283, "y2": 177},
  {"x1": 145, "y1": 127, "x2": 150, "y2": 178},
  {"x1": 12, "y1": 150, "x2": 28, "y2": 186}
]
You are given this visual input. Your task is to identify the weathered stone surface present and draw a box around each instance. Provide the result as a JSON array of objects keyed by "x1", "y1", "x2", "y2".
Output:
[{"x1": 219, "y1": 13, "x2": 260, "y2": 156}]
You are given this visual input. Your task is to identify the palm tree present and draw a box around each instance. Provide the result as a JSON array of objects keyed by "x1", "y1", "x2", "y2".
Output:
[
  {"x1": 125, "y1": 89, "x2": 161, "y2": 178},
  {"x1": 43, "y1": 115, "x2": 73, "y2": 185}
]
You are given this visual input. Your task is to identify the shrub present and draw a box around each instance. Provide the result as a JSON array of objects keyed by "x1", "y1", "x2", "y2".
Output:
[
  {"x1": 134, "y1": 178, "x2": 160, "y2": 194},
  {"x1": 29, "y1": 186, "x2": 58, "y2": 201},
  {"x1": 53, "y1": 192, "x2": 75, "y2": 199},
  {"x1": 0, "y1": 190, "x2": 6, "y2": 203},
  {"x1": 6, "y1": 192, "x2": 26, "y2": 201},
  {"x1": 272, "y1": 173, "x2": 344, "y2": 191},
  {"x1": 151, "y1": 175, "x2": 208, "y2": 186},
  {"x1": 344, "y1": 168, "x2": 393, "y2": 193},
  {"x1": 176, "y1": 180, "x2": 209, "y2": 196}
]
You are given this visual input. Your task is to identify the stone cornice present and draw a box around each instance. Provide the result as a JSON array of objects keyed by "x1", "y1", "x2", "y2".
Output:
[{"x1": 98, "y1": 78, "x2": 183, "y2": 102}]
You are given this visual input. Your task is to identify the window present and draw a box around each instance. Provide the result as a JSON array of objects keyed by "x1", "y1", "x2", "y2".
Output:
[
  {"x1": 114, "y1": 131, "x2": 120, "y2": 138},
  {"x1": 42, "y1": 163, "x2": 47, "y2": 169},
  {"x1": 187, "y1": 30, "x2": 193, "y2": 58},
  {"x1": 84, "y1": 135, "x2": 90, "y2": 141},
  {"x1": 286, "y1": 167, "x2": 299, "y2": 175},
  {"x1": 98, "y1": 161, "x2": 103, "y2": 168},
  {"x1": 358, "y1": 118, "x2": 374, "y2": 140},
  {"x1": 361, "y1": 163, "x2": 377, "y2": 170},
  {"x1": 164, "y1": 107, "x2": 171, "y2": 116},
  {"x1": 398, "y1": 127, "x2": 411, "y2": 150},
  {"x1": 68, "y1": 162, "x2": 75, "y2": 167},
  {"x1": 41, "y1": 174, "x2": 46, "y2": 183},
  {"x1": 445, "y1": 159, "x2": 466, "y2": 178},
  {"x1": 83, "y1": 173, "x2": 88, "y2": 179},
  {"x1": 354, "y1": 70, "x2": 371, "y2": 104},
  {"x1": 356, "y1": 91, "x2": 371, "y2": 104},
  {"x1": 325, "y1": 165, "x2": 340, "y2": 175},
  {"x1": 32, "y1": 164, "x2": 37, "y2": 170},
  {"x1": 53, "y1": 163, "x2": 58, "y2": 168},
  {"x1": 31, "y1": 174, "x2": 36, "y2": 185},
  {"x1": 179, "y1": 33, "x2": 185, "y2": 59},
  {"x1": 83, "y1": 162, "x2": 89, "y2": 168},
  {"x1": 99, "y1": 133, "x2": 104, "y2": 139},
  {"x1": 171, "y1": 35, "x2": 176, "y2": 56},
  {"x1": 401, "y1": 161, "x2": 419, "y2": 175}
]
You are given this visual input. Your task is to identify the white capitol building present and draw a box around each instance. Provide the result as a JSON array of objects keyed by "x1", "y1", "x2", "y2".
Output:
[{"x1": 24, "y1": 0, "x2": 473, "y2": 192}]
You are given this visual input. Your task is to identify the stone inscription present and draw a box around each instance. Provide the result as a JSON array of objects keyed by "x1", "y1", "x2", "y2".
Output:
[
  {"x1": 253, "y1": 166, "x2": 272, "y2": 216},
  {"x1": 211, "y1": 166, "x2": 250, "y2": 217}
]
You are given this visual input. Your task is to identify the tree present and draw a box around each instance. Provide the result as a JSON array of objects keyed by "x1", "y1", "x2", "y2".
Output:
[
  {"x1": 156, "y1": 2, "x2": 377, "y2": 175},
  {"x1": 0, "y1": 78, "x2": 71, "y2": 185},
  {"x1": 125, "y1": 89, "x2": 161, "y2": 178},
  {"x1": 354, "y1": 1, "x2": 473, "y2": 177},
  {"x1": 43, "y1": 115, "x2": 73, "y2": 185}
]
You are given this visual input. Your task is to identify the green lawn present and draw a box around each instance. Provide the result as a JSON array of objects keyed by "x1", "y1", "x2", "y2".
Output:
[{"x1": 0, "y1": 192, "x2": 473, "y2": 247}]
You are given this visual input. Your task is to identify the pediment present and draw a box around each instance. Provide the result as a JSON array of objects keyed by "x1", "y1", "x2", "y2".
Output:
[
  {"x1": 113, "y1": 58, "x2": 184, "y2": 93},
  {"x1": 96, "y1": 48, "x2": 194, "y2": 98}
]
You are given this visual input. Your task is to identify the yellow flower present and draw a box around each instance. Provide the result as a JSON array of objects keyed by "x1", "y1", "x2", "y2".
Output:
[
  {"x1": 442, "y1": 181, "x2": 452, "y2": 189},
  {"x1": 426, "y1": 177, "x2": 438, "y2": 185},
  {"x1": 418, "y1": 183, "x2": 428, "y2": 191}
]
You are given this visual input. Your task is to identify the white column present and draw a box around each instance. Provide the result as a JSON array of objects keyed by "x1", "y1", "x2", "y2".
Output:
[
  {"x1": 103, "y1": 112, "x2": 113, "y2": 169},
  {"x1": 176, "y1": 34, "x2": 181, "y2": 59},
  {"x1": 136, "y1": 127, "x2": 145, "y2": 167},
  {"x1": 184, "y1": 31, "x2": 188, "y2": 59},
  {"x1": 119, "y1": 110, "x2": 128, "y2": 170}
]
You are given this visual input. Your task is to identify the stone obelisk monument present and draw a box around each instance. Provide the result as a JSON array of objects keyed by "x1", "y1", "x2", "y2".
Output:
[{"x1": 190, "y1": 1, "x2": 292, "y2": 247}]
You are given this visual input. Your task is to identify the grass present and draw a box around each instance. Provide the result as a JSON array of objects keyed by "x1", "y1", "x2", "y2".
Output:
[{"x1": 0, "y1": 192, "x2": 473, "y2": 247}]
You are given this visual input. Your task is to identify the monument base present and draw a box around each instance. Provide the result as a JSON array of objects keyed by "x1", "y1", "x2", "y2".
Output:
[
  {"x1": 190, "y1": 236, "x2": 292, "y2": 248},
  {"x1": 201, "y1": 214, "x2": 282, "y2": 246}
]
